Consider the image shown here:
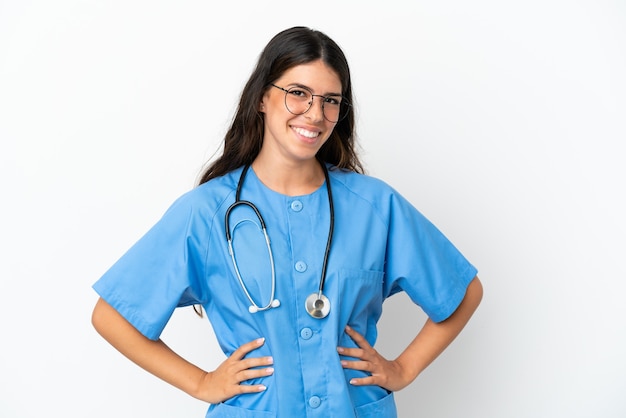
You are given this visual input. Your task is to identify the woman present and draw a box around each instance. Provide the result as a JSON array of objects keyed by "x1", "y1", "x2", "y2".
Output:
[{"x1": 92, "y1": 26, "x2": 483, "y2": 417}]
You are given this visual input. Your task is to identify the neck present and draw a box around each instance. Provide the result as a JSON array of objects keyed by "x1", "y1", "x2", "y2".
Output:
[{"x1": 251, "y1": 155, "x2": 325, "y2": 196}]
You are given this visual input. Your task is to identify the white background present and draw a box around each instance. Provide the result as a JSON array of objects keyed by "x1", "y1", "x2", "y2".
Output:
[{"x1": 1, "y1": 1, "x2": 625, "y2": 417}]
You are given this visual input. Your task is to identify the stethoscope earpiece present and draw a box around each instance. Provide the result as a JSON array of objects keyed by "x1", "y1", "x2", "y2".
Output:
[{"x1": 249, "y1": 299, "x2": 279, "y2": 314}]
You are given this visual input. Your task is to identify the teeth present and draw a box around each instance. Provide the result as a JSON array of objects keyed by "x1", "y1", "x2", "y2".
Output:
[{"x1": 294, "y1": 127, "x2": 319, "y2": 138}]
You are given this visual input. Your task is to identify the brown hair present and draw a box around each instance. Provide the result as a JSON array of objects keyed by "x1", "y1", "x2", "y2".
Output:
[{"x1": 198, "y1": 26, "x2": 363, "y2": 185}]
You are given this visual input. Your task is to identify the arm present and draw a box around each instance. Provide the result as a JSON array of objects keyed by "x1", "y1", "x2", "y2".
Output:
[
  {"x1": 338, "y1": 276, "x2": 483, "y2": 391},
  {"x1": 91, "y1": 297, "x2": 273, "y2": 403}
]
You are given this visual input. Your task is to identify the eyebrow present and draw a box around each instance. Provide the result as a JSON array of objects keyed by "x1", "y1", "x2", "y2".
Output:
[{"x1": 287, "y1": 82, "x2": 343, "y2": 97}]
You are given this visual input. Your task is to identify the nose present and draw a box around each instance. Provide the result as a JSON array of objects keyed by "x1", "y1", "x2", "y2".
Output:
[{"x1": 305, "y1": 96, "x2": 325, "y2": 122}]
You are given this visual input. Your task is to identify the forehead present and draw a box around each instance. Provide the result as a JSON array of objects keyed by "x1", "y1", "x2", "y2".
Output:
[{"x1": 276, "y1": 60, "x2": 342, "y2": 93}]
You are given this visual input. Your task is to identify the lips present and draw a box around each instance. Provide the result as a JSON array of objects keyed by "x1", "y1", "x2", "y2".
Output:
[{"x1": 293, "y1": 127, "x2": 320, "y2": 139}]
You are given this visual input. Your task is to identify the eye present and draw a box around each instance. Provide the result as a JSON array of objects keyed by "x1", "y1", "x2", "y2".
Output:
[
  {"x1": 288, "y1": 88, "x2": 310, "y2": 99},
  {"x1": 324, "y1": 96, "x2": 341, "y2": 106}
]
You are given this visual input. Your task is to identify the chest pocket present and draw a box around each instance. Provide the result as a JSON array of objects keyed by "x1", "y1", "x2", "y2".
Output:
[{"x1": 335, "y1": 268, "x2": 384, "y2": 338}]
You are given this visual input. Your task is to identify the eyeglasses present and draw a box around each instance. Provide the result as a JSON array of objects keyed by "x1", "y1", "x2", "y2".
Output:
[{"x1": 270, "y1": 84, "x2": 350, "y2": 123}]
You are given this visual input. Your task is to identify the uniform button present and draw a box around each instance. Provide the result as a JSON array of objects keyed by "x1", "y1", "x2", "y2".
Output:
[
  {"x1": 308, "y1": 396, "x2": 321, "y2": 408},
  {"x1": 300, "y1": 327, "x2": 313, "y2": 340},
  {"x1": 290, "y1": 200, "x2": 303, "y2": 212},
  {"x1": 295, "y1": 261, "x2": 307, "y2": 272}
]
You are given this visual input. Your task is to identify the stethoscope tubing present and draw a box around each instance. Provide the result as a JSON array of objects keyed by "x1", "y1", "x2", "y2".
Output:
[
  {"x1": 225, "y1": 200, "x2": 277, "y2": 313},
  {"x1": 317, "y1": 163, "x2": 334, "y2": 296},
  {"x1": 224, "y1": 160, "x2": 334, "y2": 318}
]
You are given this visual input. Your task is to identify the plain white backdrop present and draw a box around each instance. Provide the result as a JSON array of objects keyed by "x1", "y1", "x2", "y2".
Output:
[{"x1": 1, "y1": 1, "x2": 625, "y2": 417}]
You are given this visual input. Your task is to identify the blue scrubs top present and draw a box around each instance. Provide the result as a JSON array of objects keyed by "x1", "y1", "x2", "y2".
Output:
[{"x1": 93, "y1": 166, "x2": 477, "y2": 418}]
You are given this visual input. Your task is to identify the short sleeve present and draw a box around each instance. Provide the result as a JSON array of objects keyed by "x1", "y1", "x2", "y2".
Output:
[
  {"x1": 92, "y1": 194, "x2": 209, "y2": 340},
  {"x1": 382, "y1": 192, "x2": 477, "y2": 323}
]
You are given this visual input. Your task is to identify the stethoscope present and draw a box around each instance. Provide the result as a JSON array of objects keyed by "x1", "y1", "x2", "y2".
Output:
[{"x1": 224, "y1": 161, "x2": 334, "y2": 319}]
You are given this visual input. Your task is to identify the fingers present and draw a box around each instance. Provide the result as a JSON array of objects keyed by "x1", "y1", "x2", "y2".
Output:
[
  {"x1": 337, "y1": 326, "x2": 375, "y2": 370},
  {"x1": 344, "y1": 325, "x2": 371, "y2": 348},
  {"x1": 235, "y1": 383, "x2": 268, "y2": 394},
  {"x1": 231, "y1": 366, "x2": 273, "y2": 394},
  {"x1": 338, "y1": 325, "x2": 375, "y2": 359},
  {"x1": 227, "y1": 339, "x2": 274, "y2": 396},
  {"x1": 337, "y1": 325, "x2": 395, "y2": 388},
  {"x1": 230, "y1": 337, "x2": 268, "y2": 361},
  {"x1": 228, "y1": 338, "x2": 274, "y2": 379},
  {"x1": 346, "y1": 375, "x2": 379, "y2": 387},
  {"x1": 234, "y1": 358, "x2": 274, "y2": 383},
  {"x1": 202, "y1": 337, "x2": 274, "y2": 403}
]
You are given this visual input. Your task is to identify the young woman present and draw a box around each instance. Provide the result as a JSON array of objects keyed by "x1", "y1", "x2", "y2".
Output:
[{"x1": 92, "y1": 26, "x2": 483, "y2": 417}]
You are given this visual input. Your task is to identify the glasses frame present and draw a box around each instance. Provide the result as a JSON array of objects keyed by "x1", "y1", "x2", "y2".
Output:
[{"x1": 270, "y1": 84, "x2": 350, "y2": 123}]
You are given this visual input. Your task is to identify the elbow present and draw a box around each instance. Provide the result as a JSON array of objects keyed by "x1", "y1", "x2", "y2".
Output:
[
  {"x1": 466, "y1": 276, "x2": 483, "y2": 312},
  {"x1": 441, "y1": 276, "x2": 483, "y2": 324},
  {"x1": 91, "y1": 297, "x2": 110, "y2": 337}
]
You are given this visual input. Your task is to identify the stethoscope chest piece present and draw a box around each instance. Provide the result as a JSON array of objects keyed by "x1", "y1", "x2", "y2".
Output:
[{"x1": 305, "y1": 292, "x2": 330, "y2": 318}]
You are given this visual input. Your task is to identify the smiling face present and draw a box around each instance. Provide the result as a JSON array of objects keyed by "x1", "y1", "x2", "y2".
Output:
[{"x1": 258, "y1": 60, "x2": 342, "y2": 167}]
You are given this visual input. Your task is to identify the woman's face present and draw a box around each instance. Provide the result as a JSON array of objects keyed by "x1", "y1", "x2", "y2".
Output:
[{"x1": 259, "y1": 60, "x2": 342, "y2": 166}]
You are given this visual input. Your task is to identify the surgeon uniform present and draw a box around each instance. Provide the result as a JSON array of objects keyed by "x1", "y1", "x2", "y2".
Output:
[{"x1": 93, "y1": 165, "x2": 477, "y2": 418}]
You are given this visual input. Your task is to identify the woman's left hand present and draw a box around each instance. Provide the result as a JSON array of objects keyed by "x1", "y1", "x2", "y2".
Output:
[{"x1": 337, "y1": 325, "x2": 413, "y2": 392}]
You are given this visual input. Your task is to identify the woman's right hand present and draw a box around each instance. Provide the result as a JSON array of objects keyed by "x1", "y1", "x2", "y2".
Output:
[
  {"x1": 196, "y1": 337, "x2": 274, "y2": 404},
  {"x1": 92, "y1": 298, "x2": 273, "y2": 405}
]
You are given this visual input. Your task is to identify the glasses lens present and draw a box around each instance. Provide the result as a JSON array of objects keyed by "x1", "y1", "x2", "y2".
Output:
[
  {"x1": 285, "y1": 87, "x2": 312, "y2": 115},
  {"x1": 284, "y1": 87, "x2": 349, "y2": 123},
  {"x1": 321, "y1": 96, "x2": 344, "y2": 123}
]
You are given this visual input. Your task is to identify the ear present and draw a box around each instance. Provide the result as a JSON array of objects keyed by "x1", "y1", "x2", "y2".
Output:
[{"x1": 259, "y1": 89, "x2": 272, "y2": 113}]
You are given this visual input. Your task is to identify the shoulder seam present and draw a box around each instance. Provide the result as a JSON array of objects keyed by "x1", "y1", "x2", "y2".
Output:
[{"x1": 329, "y1": 171, "x2": 390, "y2": 233}]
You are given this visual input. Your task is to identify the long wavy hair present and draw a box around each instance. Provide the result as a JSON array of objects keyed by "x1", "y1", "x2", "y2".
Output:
[{"x1": 197, "y1": 26, "x2": 363, "y2": 185}]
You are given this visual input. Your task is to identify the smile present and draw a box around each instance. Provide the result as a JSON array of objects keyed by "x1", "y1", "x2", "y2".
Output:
[{"x1": 293, "y1": 127, "x2": 320, "y2": 139}]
